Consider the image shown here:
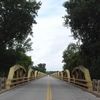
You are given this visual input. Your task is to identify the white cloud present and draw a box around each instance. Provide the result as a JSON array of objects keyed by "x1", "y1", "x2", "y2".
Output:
[{"x1": 27, "y1": 0, "x2": 76, "y2": 71}]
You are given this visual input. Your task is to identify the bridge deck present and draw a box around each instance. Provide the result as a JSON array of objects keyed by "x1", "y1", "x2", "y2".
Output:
[{"x1": 0, "y1": 76, "x2": 99, "y2": 100}]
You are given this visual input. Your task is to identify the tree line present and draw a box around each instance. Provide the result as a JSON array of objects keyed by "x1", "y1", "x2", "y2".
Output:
[
  {"x1": 0, "y1": 0, "x2": 42, "y2": 77},
  {"x1": 62, "y1": 0, "x2": 100, "y2": 79},
  {"x1": 33, "y1": 63, "x2": 46, "y2": 73}
]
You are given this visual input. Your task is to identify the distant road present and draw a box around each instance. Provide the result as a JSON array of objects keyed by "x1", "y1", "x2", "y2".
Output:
[{"x1": 0, "y1": 76, "x2": 99, "y2": 100}]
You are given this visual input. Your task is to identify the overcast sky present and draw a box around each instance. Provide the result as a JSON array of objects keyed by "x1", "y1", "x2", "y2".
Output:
[{"x1": 27, "y1": 0, "x2": 76, "y2": 71}]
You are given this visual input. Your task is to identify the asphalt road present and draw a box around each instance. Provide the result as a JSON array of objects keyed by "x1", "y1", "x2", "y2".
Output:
[{"x1": 0, "y1": 76, "x2": 99, "y2": 100}]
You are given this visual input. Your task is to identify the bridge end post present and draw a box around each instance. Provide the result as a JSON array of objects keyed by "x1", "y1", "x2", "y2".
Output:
[{"x1": 84, "y1": 69, "x2": 93, "y2": 91}]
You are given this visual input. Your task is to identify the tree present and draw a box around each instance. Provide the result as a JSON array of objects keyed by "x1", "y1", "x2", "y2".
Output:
[
  {"x1": 62, "y1": 43, "x2": 81, "y2": 71},
  {"x1": 33, "y1": 63, "x2": 46, "y2": 73},
  {"x1": 0, "y1": 0, "x2": 41, "y2": 76},
  {"x1": 0, "y1": 0, "x2": 41, "y2": 48},
  {"x1": 15, "y1": 51, "x2": 33, "y2": 71},
  {"x1": 0, "y1": 49, "x2": 33, "y2": 77},
  {"x1": 63, "y1": 0, "x2": 100, "y2": 79}
]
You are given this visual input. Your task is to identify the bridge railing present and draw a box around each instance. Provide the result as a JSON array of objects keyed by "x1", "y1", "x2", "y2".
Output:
[
  {"x1": 93, "y1": 79, "x2": 100, "y2": 93},
  {"x1": 0, "y1": 77, "x2": 6, "y2": 90},
  {"x1": 7, "y1": 77, "x2": 28, "y2": 87},
  {"x1": 63, "y1": 77, "x2": 91, "y2": 89},
  {"x1": 53, "y1": 74, "x2": 100, "y2": 95},
  {"x1": 28, "y1": 76, "x2": 35, "y2": 81},
  {"x1": 6, "y1": 74, "x2": 45, "y2": 89},
  {"x1": 52, "y1": 73, "x2": 92, "y2": 89},
  {"x1": 5, "y1": 77, "x2": 33, "y2": 89},
  {"x1": 0, "y1": 77, "x2": 34, "y2": 91},
  {"x1": 0, "y1": 73, "x2": 46, "y2": 91}
]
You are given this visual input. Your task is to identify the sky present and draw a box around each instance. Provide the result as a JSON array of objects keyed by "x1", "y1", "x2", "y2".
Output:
[{"x1": 27, "y1": 0, "x2": 76, "y2": 71}]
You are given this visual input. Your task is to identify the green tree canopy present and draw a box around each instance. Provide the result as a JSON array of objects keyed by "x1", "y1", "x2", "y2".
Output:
[
  {"x1": 63, "y1": 0, "x2": 100, "y2": 79},
  {"x1": 0, "y1": 49, "x2": 33, "y2": 76},
  {"x1": 62, "y1": 43, "x2": 81, "y2": 71},
  {"x1": 0, "y1": 0, "x2": 41, "y2": 48},
  {"x1": 0, "y1": 0, "x2": 41, "y2": 76},
  {"x1": 33, "y1": 63, "x2": 46, "y2": 73}
]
